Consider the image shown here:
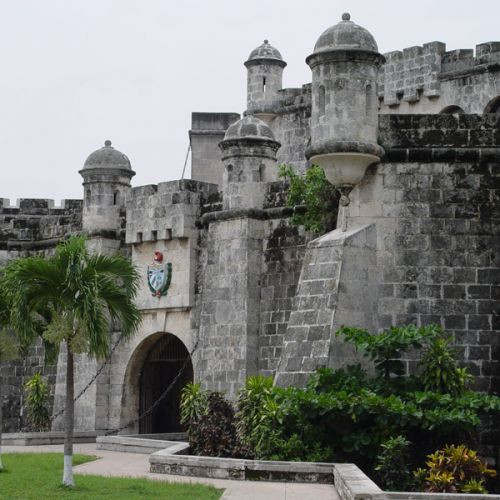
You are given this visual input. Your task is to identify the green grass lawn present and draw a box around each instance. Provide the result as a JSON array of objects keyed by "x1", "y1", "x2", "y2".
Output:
[{"x1": 0, "y1": 453, "x2": 223, "y2": 499}]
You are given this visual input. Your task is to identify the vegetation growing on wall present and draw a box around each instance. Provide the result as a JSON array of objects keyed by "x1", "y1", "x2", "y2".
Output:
[{"x1": 278, "y1": 164, "x2": 338, "y2": 233}]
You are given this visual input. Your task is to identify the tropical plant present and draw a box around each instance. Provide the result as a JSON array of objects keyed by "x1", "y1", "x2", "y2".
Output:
[
  {"x1": 374, "y1": 435, "x2": 413, "y2": 491},
  {"x1": 2, "y1": 235, "x2": 141, "y2": 486},
  {"x1": 180, "y1": 382, "x2": 208, "y2": 428},
  {"x1": 419, "y1": 337, "x2": 472, "y2": 396},
  {"x1": 278, "y1": 164, "x2": 338, "y2": 233},
  {"x1": 24, "y1": 373, "x2": 50, "y2": 431},
  {"x1": 336, "y1": 324, "x2": 442, "y2": 381},
  {"x1": 236, "y1": 375, "x2": 273, "y2": 452},
  {"x1": 421, "y1": 444, "x2": 496, "y2": 493}
]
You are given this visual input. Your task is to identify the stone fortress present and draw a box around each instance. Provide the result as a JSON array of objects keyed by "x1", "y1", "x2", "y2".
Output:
[{"x1": 1, "y1": 14, "x2": 499, "y2": 445}]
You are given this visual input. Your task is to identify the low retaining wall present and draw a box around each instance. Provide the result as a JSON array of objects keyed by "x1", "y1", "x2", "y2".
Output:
[
  {"x1": 149, "y1": 447, "x2": 335, "y2": 483},
  {"x1": 97, "y1": 435, "x2": 189, "y2": 455},
  {"x1": 147, "y1": 443, "x2": 500, "y2": 497},
  {"x1": 2, "y1": 431, "x2": 99, "y2": 446},
  {"x1": 334, "y1": 463, "x2": 387, "y2": 499},
  {"x1": 333, "y1": 463, "x2": 500, "y2": 500},
  {"x1": 387, "y1": 493, "x2": 500, "y2": 500}
]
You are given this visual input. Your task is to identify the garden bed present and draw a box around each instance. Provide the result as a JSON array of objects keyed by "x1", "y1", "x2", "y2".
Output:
[{"x1": 149, "y1": 444, "x2": 335, "y2": 483}]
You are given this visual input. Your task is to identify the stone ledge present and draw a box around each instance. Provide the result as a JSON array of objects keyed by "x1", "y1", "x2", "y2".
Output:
[
  {"x1": 2, "y1": 431, "x2": 100, "y2": 446},
  {"x1": 387, "y1": 493, "x2": 500, "y2": 499},
  {"x1": 149, "y1": 447, "x2": 335, "y2": 483},
  {"x1": 97, "y1": 434, "x2": 188, "y2": 455}
]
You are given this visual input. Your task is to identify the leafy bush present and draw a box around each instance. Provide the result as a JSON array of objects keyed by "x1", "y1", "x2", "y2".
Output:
[
  {"x1": 185, "y1": 392, "x2": 248, "y2": 458},
  {"x1": 180, "y1": 382, "x2": 207, "y2": 428},
  {"x1": 419, "y1": 337, "x2": 472, "y2": 396},
  {"x1": 421, "y1": 444, "x2": 496, "y2": 493},
  {"x1": 374, "y1": 435, "x2": 413, "y2": 491},
  {"x1": 278, "y1": 164, "x2": 338, "y2": 233},
  {"x1": 180, "y1": 324, "x2": 500, "y2": 492},
  {"x1": 24, "y1": 373, "x2": 50, "y2": 431},
  {"x1": 336, "y1": 324, "x2": 442, "y2": 380},
  {"x1": 235, "y1": 375, "x2": 273, "y2": 456}
]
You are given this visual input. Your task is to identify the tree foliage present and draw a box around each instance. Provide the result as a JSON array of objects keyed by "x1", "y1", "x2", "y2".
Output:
[
  {"x1": 1, "y1": 235, "x2": 142, "y2": 486},
  {"x1": 278, "y1": 164, "x2": 338, "y2": 233}
]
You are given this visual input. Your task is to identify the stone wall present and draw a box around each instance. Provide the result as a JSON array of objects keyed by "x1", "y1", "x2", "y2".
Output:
[
  {"x1": 274, "y1": 114, "x2": 499, "y2": 395},
  {"x1": 351, "y1": 114, "x2": 500, "y2": 393},
  {"x1": 379, "y1": 41, "x2": 500, "y2": 114},
  {"x1": 190, "y1": 112, "x2": 241, "y2": 187},
  {"x1": 0, "y1": 197, "x2": 82, "y2": 431},
  {"x1": 271, "y1": 85, "x2": 311, "y2": 174}
]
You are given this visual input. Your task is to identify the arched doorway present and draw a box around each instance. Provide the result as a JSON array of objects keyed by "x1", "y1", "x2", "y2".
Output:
[
  {"x1": 439, "y1": 105, "x2": 465, "y2": 115},
  {"x1": 139, "y1": 333, "x2": 193, "y2": 434},
  {"x1": 484, "y1": 96, "x2": 500, "y2": 114}
]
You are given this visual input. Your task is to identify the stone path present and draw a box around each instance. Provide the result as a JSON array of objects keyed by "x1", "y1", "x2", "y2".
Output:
[{"x1": 3, "y1": 443, "x2": 340, "y2": 500}]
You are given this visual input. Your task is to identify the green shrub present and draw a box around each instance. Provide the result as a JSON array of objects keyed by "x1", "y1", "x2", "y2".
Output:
[
  {"x1": 374, "y1": 435, "x2": 413, "y2": 491},
  {"x1": 420, "y1": 444, "x2": 496, "y2": 493},
  {"x1": 180, "y1": 382, "x2": 207, "y2": 427},
  {"x1": 235, "y1": 375, "x2": 273, "y2": 456},
  {"x1": 187, "y1": 392, "x2": 249, "y2": 458},
  {"x1": 24, "y1": 373, "x2": 50, "y2": 431},
  {"x1": 278, "y1": 164, "x2": 338, "y2": 233},
  {"x1": 419, "y1": 337, "x2": 472, "y2": 396},
  {"x1": 336, "y1": 324, "x2": 442, "y2": 381}
]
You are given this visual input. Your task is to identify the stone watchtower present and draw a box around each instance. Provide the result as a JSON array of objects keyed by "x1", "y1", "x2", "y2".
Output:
[
  {"x1": 245, "y1": 40, "x2": 286, "y2": 123},
  {"x1": 305, "y1": 13, "x2": 385, "y2": 192},
  {"x1": 79, "y1": 140, "x2": 135, "y2": 252},
  {"x1": 219, "y1": 115, "x2": 281, "y2": 210},
  {"x1": 197, "y1": 116, "x2": 281, "y2": 396}
]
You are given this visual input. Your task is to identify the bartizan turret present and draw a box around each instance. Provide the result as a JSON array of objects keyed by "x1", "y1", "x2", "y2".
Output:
[
  {"x1": 305, "y1": 13, "x2": 385, "y2": 191},
  {"x1": 79, "y1": 140, "x2": 135, "y2": 249},
  {"x1": 219, "y1": 115, "x2": 280, "y2": 210},
  {"x1": 245, "y1": 40, "x2": 286, "y2": 124}
]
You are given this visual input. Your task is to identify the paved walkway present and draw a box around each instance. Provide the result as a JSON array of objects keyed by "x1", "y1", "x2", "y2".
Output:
[{"x1": 3, "y1": 443, "x2": 340, "y2": 500}]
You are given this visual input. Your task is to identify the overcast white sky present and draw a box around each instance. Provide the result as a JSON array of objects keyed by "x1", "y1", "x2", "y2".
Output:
[{"x1": 1, "y1": 0, "x2": 499, "y2": 203}]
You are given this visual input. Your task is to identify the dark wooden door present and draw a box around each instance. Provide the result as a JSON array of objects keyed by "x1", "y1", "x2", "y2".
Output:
[{"x1": 139, "y1": 334, "x2": 193, "y2": 434}]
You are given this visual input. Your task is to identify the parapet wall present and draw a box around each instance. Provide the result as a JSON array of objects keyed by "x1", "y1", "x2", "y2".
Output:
[
  {"x1": 126, "y1": 179, "x2": 219, "y2": 244},
  {"x1": 378, "y1": 41, "x2": 500, "y2": 112},
  {"x1": 0, "y1": 198, "x2": 82, "y2": 255}
]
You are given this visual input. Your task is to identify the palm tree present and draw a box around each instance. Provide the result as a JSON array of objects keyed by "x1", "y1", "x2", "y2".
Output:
[{"x1": 3, "y1": 236, "x2": 141, "y2": 486}]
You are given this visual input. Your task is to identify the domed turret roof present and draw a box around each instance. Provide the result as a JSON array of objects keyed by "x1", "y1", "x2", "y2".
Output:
[
  {"x1": 246, "y1": 40, "x2": 285, "y2": 64},
  {"x1": 82, "y1": 140, "x2": 132, "y2": 170},
  {"x1": 223, "y1": 115, "x2": 277, "y2": 142},
  {"x1": 313, "y1": 13, "x2": 378, "y2": 53}
]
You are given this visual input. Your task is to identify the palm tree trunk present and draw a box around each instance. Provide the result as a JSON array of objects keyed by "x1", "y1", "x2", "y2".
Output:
[{"x1": 62, "y1": 345, "x2": 74, "y2": 486}]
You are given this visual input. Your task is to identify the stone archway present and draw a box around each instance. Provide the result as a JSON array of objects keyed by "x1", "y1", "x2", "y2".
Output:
[
  {"x1": 121, "y1": 332, "x2": 193, "y2": 434},
  {"x1": 139, "y1": 333, "x2": 193, "y2": 433}
]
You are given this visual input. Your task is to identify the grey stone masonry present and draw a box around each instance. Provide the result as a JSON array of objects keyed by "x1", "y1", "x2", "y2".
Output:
[
  {"x1": 190, "y1": 112, "x2": 241, "y2": 187},
  {"x1": 379, "y1": 41, "x2": 500, "y2": 113},
  {"x1": 125, "y1": 179, "x2": 219, "y2": 244},
  {"x1": 197, "y1": 216, "x2": 264, "y2": 396},
  {"x1": 350, "y1": 115, "x2": 500, "y2": 398},
  {"x1": 275, "y1": 225, "x2": 377, "y2": 387}
]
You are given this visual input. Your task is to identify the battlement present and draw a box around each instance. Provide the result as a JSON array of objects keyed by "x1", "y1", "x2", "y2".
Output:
[
  {"x1": 0, "y1": 198, "x2": 82, "y2": 251},
  {"x1": 379, "y1": 40, "x2": 500, "y2": 107},
  {"x1": 126, "y1": 179, "x2": 219, "y2": 244}
]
